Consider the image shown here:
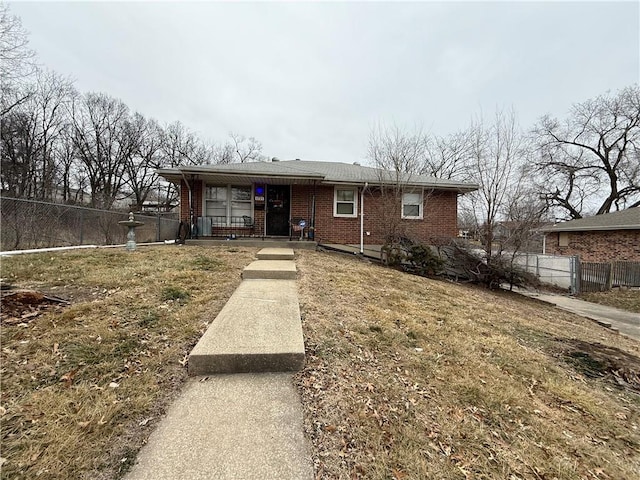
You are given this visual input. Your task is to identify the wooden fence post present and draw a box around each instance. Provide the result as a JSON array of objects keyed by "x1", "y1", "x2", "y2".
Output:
[{"x1": 607, "y1": 262, "x2": 614, "y2": 290}]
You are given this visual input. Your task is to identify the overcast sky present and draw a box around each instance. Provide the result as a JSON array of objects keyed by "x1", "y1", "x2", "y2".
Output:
[{"x1": 10, "y1": 1, "x2": 640, "y2": 163}]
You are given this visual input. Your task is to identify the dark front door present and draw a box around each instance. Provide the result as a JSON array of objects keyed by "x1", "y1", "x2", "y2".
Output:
[{"x1": 266, "y1": 185, "x2": 290, "y2": 236}]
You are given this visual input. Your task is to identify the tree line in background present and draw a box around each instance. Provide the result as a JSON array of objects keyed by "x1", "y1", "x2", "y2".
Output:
[
  {"x1": 368, "y1": 84, "x2": 640, "y2": 264},
  {"x1": 0, "y1": 5, "x2": 265, "y2": 211},
  {"x1": 2, "y1": 5, "x2": 639, "y2": 262}
]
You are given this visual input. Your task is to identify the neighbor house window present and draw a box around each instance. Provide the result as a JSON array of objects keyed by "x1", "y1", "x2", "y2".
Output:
[
  {"x1": 334, "y1": 187, "x2": 358, "y2": 217},
  {"x1": 206, "y1": 185, "x2": 252, "y2": 225},
  {"x1": 402, "y1": 190, "x2": 423, "y2": 219},
  {"x1": 558, "y1": 232, "x2": 569, "y2": 247}
]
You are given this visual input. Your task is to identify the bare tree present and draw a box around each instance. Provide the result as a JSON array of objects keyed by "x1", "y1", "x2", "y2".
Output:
[
  {"x1": 465, "y1": 108, "x2": 526, "y2": 260},
  {"x1": 421, "y1": 130, "x2": 473, "y2": 181},
  {"x1": 0, "y1": 4, "x2": 38, "y2": 116},
  {"x1": 211, "y1": 132, "x2": 265, "y2": 164},
  {"x1": 33, "y1": 69, "x2": 75, "y2": 199},
  {"x1": 368, "y1": 123, "x2": 426, "y2": 175},
  {"x1": 229, "y1": 132, "x2": 265, "y2": 163},
  {"x1": 70, "y1": 92, "x2": 136, "y2": 209},
  {"x1": 159, "y1": 121, "x2": 211, "y2": 167},
  {"x1": 366, "y1": 124, "x2": 431, "y2": 262},
  {"x1": 123, "y1": 113, "x2": 164, "y2": 210},
  {"x1": 0, "y1": 108, "x2": 38, "y2": 197},
  {"x1": 532, "y1": 85, "x2": 640, "y2": 219},
  {"x1": 0, "y1": 69, "x2": 73, "y2": 199}
]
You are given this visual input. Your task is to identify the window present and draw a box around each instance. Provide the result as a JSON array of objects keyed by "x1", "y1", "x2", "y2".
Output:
[
  {"x1": 559, "y1": 232, "x2": 569, "y2": 247},
  {"x1": 402, "y1": 190, "x2": 423, "y2": 219},
  {"x1": 205, "y1": 185, "x2": 252, "y2": 225},
  {"x1": 334, "y1": 187, "x2": 358, "y2": 217},
  {"x1": 231, "y1": 187, "x2": 252, "y2": 219}
]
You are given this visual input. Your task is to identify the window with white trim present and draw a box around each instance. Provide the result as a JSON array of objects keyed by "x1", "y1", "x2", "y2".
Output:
[
  {"x1": 334, "y1": 187, "x2": 358, "y2": 218},
  {"x1": 205, "y1": 185, "x2": 252, "y2": 225},
  {"x1": 402, "y1": 190, "x2": 423, "y2": 219}
]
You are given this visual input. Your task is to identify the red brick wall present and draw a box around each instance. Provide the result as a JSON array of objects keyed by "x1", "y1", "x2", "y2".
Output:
[
  {"x1": 179, "y1": 179, "x2": 203, "y2": 221},
  {"x1": 545, "y1": 230, "x2": 640, "y2": 261},
  {"x1": 181, "y1": 181, "x2": 460, "y2": 244},
  {"x1": 312, "y1": 186, "x2": 458, "y2": 245},
  {"x1": 180, "y1": 180, "x2": 189, "y2": 221}
]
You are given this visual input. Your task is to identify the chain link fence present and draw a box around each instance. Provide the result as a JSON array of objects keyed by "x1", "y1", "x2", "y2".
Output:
[{"x1": 1, "y1": 197, "x2": 180, "y2": 251}]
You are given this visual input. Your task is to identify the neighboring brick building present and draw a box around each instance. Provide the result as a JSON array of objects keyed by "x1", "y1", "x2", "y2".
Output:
[
  {"x1": 158, "y1": 159, "x2": 477, "y2": 246},
  {"x1": 541, "y1": 207, "x2": 640, "y2": 262}
]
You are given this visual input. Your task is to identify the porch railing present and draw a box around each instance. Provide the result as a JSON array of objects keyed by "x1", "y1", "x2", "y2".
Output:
[{"x1": 196, "y1": 216, "x2": 255, "y2": 238}]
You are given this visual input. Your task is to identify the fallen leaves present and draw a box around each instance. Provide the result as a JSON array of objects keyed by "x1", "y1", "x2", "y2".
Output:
[
  {"x1": 60, "y1": 368, "x2": 78, "y2": 388},
  {"x1": 294, "y1": 250, "x2": 640, "y2": 479},
  {"x1": 1, "y1": 290, "x2": 69, "y2": 325}
]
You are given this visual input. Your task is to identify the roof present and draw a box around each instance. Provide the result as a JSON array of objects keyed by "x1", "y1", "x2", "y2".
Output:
[
  {"x1": 157, "y1": 159, "x2": 478, "y2": 193},
  {"x1": 540, "y1": 207, "x2": 640, "y2": 232}
]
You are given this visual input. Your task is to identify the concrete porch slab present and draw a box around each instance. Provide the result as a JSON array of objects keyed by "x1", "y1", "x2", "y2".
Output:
[
  {"x1": 186, "y1": 239, "x2": 317, "y2": 249},
  {"x1": 257, "y1": 248, "x2": 295, "y2": 261},
  {"x1": 242, "y1": 260, "x2": 297, "y2": 279},
  {"x1": 188, "y1": 280, "x2": 305, "y2": 375}
]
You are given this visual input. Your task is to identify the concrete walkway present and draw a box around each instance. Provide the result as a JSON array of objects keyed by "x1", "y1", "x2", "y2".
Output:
[
  {"x1": 125, "y1": 248, "x2": 313, "y2": 480},
  {"x1": 516, "y1": 289, "x2": 640, "y2": 341}
]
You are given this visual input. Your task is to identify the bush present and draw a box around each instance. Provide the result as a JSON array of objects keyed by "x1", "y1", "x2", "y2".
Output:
[
  {"x1": 437, "y1": 241, "x2": 539, "y2": 290},
  {"x1": 381, "y1": 236, "x2": 444, "y2": 276}
]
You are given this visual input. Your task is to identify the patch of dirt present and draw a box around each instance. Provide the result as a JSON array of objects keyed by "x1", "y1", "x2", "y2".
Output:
[
  {"x1": 0, "y1": 290, "x2": 69, "y2": 325},
  {"x1": 558, "y1": 338, "x2": 640, "y2": 393}
]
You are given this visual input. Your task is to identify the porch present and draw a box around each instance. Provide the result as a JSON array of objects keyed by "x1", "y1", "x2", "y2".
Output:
[
  {"x1": 195, "y1": 214, "x2": 313, "y2": 241},
  {"x1": 185, "y1": 238, "x2": 317, "y2": 250}
]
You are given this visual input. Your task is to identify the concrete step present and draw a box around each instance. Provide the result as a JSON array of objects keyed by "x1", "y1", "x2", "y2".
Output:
[
  {"x1": 188, "y1": 280, "x2": 305, "y2": 375},
  {"x1": 256, "y1": 247, "x2": 295, "y2": 261},
  {"x1": 242, "y1": 260, "x2": 297, "y2": 280}
]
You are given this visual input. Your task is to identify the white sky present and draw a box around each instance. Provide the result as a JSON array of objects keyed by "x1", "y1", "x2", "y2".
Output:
[{"x1": 10, "y1": 0, "x2": 640, "y2": 163}]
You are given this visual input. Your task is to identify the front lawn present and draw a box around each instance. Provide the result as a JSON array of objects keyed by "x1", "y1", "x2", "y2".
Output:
[
  {"x1": 295, "y1": 250, "x2": 640, "y2": 479},
  {"x1": 1, "y1": 246, "x2": 639, "y2": 480},
  {"x1": 581, "y1": 288, "x2": 640, "y2": 314},
  {"x1": 1, "y1": 246, "x2": 255, "y2": 479}
]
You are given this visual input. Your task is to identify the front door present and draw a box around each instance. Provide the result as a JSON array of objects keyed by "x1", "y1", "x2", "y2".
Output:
[{"x1": 266, "y1": 185, "x2": 290, "y2": 236}]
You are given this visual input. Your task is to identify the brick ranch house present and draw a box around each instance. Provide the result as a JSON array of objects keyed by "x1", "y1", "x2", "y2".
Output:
[
  {"x1": 157, "y1": 159, "x2": 477, "y2": 246},
  {"x1": 541, "y1": 207, "x2": 640, "y2": 262}
]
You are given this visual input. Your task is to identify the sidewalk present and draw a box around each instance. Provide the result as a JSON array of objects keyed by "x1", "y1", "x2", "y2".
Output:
[
  {"x1": 515, "y1": 289, "x2": 640, "y2": 341},
  {"x1": 124, "y1": 373, "x2": 311, "y2": 480},
  {"x1": 124, "y1": 248, "x2": 313, "y2": 480}
]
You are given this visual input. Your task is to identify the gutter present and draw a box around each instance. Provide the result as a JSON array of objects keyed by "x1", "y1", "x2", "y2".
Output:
[{"x1": 540, "y1": 225, "x2": 640, "y2": 233}]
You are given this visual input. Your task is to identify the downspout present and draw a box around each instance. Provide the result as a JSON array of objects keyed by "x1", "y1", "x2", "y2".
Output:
[
  {"x1": 310, "y1": 181, "x2": 316, "y2": 240},
  {"x1": 542, "y1": 233, "x2": 546, "y2": 255},
  {"x1": 360, "y1": 182, "x2": 368, "y2": 254}
]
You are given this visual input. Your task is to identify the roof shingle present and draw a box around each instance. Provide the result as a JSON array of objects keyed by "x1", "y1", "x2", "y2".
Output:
[{"x1": 541, "y1": 207, "x2": 640, "y2": 232}]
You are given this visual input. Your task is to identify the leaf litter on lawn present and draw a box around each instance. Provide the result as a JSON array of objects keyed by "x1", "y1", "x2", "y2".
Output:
[
  {"x1": 294, "y1": 250, "x2": 640, "y2": 480},
  {"x1": 2, "y1": 246, "x2": 639, "y2": 480},
  {"x1": 0, "y1": 245, "x2": 256, "y2": 480}
]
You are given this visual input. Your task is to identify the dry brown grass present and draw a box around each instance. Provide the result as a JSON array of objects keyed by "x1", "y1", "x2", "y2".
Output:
[
  {"x1": 295, "y1": 250, "x2": 640, "y2": 480},
  {"x1": 1, "y1": 245, "x2": 256, "y2": 480},
  {"x1": 580, "y1": 289, "x2": 640, "y2": 314},
  {"x1": 3, "y1": 246, "x2": 639, "y2": 480}
]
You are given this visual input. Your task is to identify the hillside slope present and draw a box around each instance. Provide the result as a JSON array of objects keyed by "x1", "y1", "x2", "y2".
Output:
[{"x1": 295, "y1": 250, "x2": 640, "y2": 480}]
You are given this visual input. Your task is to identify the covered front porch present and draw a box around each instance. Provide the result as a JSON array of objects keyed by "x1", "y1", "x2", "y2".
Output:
[{"x1": 185, "y1": 237, "x2": 318, "y2": 250}]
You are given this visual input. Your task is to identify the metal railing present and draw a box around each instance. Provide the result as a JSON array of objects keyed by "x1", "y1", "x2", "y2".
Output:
[{"x1": 196, "y1": 216, "x2": 255, "y2": 237}]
